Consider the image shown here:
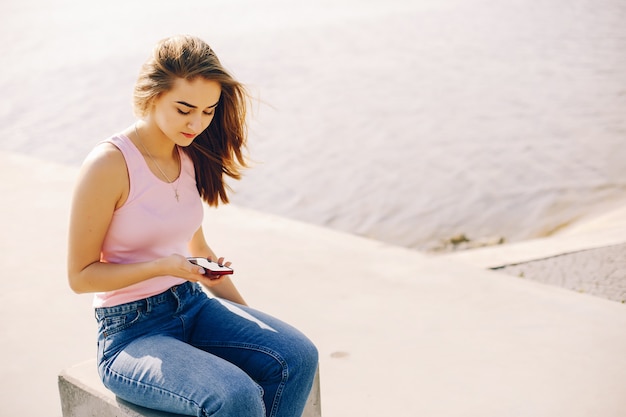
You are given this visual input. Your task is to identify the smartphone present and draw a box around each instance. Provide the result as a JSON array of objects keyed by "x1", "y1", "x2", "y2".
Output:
[{"x1": 187, "y1": 257, "x2": 234, "y2": 276}]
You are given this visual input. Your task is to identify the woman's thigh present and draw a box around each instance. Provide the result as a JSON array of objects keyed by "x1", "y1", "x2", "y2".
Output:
[
  {"x1": 187, "y1": 298, "x2": 319, "y2": 417},
  {"x1": 101, "y1": 334, "x2": 265, "y2": 417},
  {"x1": 188, "y1": 298, "x2": 317, "y2": 373}
]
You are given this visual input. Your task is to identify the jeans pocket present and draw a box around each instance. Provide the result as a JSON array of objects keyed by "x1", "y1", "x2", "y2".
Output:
[
  {"x1": 100, "y1": 308, "x2": 143, "y2": 337},
  {"x1": 97, "y1": 307, "x2": 144, "y2": 363}
]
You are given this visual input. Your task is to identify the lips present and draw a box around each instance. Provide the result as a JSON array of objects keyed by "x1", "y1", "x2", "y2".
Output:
[{"x1": 182, "y1": 132, "x2": 196, "y2": 139}]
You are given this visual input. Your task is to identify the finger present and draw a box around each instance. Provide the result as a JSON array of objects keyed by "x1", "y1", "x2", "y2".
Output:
[
  {"x1": 186, "y1": 259, "x2": 206, "y2": 275},
  {"x1": 199, "y1": 274, "x2": 224, "y2": 286}
]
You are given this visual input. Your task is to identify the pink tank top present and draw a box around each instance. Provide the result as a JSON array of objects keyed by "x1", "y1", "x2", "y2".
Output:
[{"x1": 93, "y1": 134, "x2": 204, "y2": 307}]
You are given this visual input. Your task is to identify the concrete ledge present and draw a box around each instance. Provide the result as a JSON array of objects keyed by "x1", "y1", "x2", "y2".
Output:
[
  {"x1": 440, "y1": 208, "x2": 626, "y2": 303},
  {"x1": 494, "y1": 243, "x2": 626, "y2": 303},
  {"x1": 442, "y1": 205, "x2": 626, "y2": 269},
  {"x1": 59, "y1": 359, "x2": 321, "y2": 417}
]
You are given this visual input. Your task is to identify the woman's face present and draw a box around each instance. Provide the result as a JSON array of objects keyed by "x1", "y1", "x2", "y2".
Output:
[{"x1": 150, "y1": 77, "x2": 222, "y2": 146}]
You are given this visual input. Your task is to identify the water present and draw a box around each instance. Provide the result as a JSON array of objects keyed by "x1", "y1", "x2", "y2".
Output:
[{"x1": 1, "y1": 0, "x2": 625, "y2": 251}]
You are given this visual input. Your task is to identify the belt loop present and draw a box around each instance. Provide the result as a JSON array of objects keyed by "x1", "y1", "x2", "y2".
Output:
[
  {"x1": 145, "y1": 297, "x2": 152, "y2": 313},
  {"x1": 172, "y1": 285, "x2": 183, "y2": 314}
]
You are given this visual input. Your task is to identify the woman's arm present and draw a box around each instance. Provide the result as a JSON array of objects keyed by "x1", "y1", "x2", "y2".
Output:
[
  {"x1": 188, "y1": 226, "x2": 248, "y2": 306},
  {"x1": 67, "y1": 144, "x2": 205, "y2": 294}
]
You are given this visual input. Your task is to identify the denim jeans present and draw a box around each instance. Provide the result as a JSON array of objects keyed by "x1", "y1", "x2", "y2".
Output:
[{"x1": 95, "y1": 282, "x2": 318, "y2": 417}]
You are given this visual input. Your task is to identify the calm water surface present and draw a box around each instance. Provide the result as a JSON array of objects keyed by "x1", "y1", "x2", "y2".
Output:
[{"x1": 1, "y1": 0, "x2": 625, "y2": 251}]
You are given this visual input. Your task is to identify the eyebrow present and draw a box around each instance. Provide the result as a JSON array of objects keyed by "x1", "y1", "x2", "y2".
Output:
[{"x1": 176, "y1": 100, "x2": 219, "y2": 109}]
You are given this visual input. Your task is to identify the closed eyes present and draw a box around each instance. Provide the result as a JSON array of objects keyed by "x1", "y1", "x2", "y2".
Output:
[
  {"x1": 177, "y1": 108, "x2": 215, "y2": 116},
  {"x1": 175, "y1": 100, "x2": 219, "y2": 116}
]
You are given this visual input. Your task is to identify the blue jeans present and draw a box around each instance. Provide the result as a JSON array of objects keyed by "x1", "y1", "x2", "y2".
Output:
[{"x1": 95, "y1": 282, "x2": 318, "y2": 417}]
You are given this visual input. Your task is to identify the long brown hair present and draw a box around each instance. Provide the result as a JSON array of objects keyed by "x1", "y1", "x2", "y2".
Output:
[{"x1": 133, "y1": 35, "x2": 249, "y2": 206}]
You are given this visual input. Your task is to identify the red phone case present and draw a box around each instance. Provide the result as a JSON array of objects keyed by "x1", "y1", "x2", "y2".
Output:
[{"x1": 187, "y1": 257, "x2": 233, "y2": 276}]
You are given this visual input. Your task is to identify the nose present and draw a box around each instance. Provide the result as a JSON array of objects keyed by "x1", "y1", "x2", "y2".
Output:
[{"x1": 187, "y1": 114, "x2": 202, "y2": 133}]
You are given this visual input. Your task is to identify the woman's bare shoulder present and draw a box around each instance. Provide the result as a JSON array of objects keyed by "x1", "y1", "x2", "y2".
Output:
[
  {"x1": 75, "y1": 141, "x2": 129, "y2": 198},
  {"x1": 81, "y1": 142, "x2": 126, "y2": 174}
]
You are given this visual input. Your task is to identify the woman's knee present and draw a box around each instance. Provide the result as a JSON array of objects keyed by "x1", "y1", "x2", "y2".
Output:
[
  {"x1": 298, "y1": 337, "x2": 319, "y2": 371},
  {"x1": 284, "y1": 334, "x2": 319, "y2": 384}
]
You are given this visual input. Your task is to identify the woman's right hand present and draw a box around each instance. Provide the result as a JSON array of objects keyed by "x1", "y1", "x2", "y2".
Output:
[
  {"x1": 156, "y1": 254, "x2": 229, "y2": 288},
  {"x1": 156, "y1": 254, "x2": 207, "y2": 280}
]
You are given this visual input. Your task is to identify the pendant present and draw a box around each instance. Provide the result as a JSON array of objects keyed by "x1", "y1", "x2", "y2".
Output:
[{"x1": 174, "y1": 189, "x2": 180, "y2": 202}]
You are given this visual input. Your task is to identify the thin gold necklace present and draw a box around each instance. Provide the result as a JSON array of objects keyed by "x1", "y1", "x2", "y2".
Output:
[{"x1": 134, "y1": 124, "x2": 180, "y2": 202}]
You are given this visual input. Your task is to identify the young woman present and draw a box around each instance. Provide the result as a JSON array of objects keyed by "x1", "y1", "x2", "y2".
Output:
[{"x1": 67, "y1": 35, "x2": 318, "y2": 417}]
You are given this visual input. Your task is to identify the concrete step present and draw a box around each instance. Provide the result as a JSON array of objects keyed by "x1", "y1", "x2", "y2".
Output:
[{"x1": 58, "y1": 359, "x2": 321, "y2": 417}]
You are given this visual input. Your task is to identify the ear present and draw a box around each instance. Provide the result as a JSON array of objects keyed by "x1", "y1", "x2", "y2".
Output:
[{"x1": 144, "y1": 95, "x2": 161, "y2": 117}]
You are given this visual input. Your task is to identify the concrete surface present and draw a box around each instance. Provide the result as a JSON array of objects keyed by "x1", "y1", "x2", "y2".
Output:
[
  {"x1": 58, "y1": 360, "x2": 180, "y2": 417},
  {"x1": 1, "y1": 151, "x2": 626, "y2": 417},
  {"x1": 496, "y1": 243, "x2": 626, "y2": 303},
  {"x1": 441, "y1": 205, "x2": 626, "y2": 303},
  {"x1": 442, "y1": 204, "x2": 626, "y2": 270},
  {"x1": 58, "y1": 359, "x2": 321, "y2": 417}
]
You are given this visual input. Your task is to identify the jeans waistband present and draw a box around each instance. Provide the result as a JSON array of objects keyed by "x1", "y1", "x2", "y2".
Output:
[{"x1": 95, "y1": 281, "x2": 197, "y2": 319}]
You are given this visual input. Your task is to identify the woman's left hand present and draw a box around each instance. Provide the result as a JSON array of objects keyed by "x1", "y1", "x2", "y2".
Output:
[{"x1": 196, "y1": 257, "x2": 232, "y2": 286}]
